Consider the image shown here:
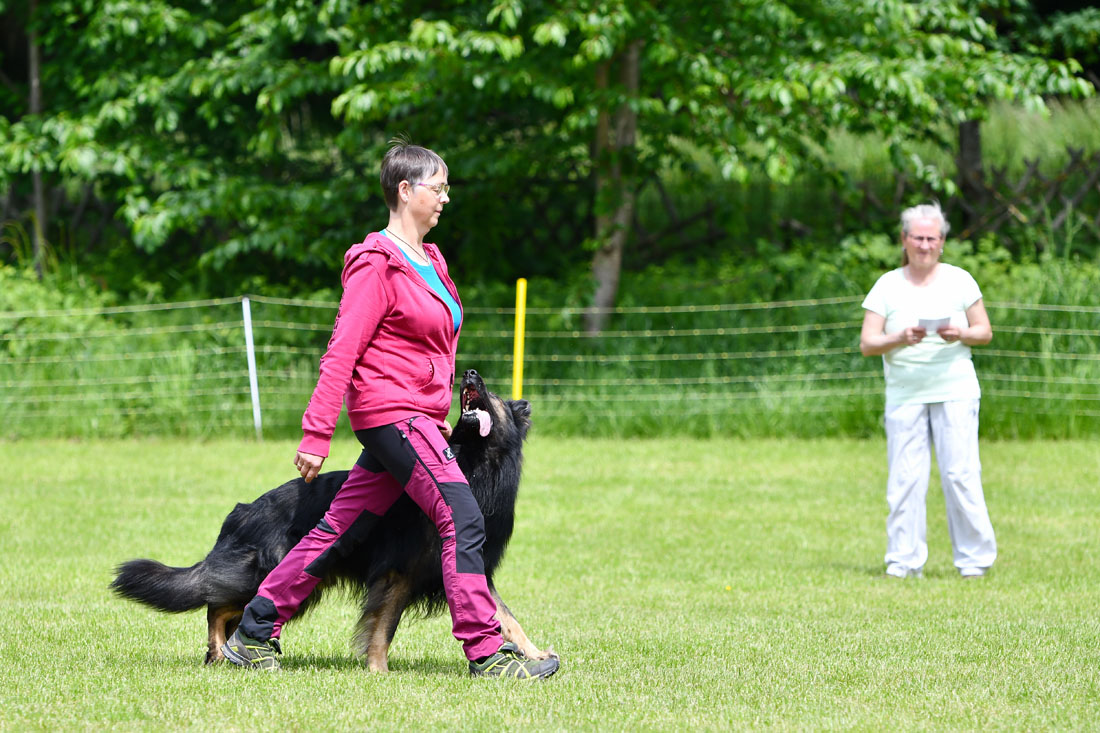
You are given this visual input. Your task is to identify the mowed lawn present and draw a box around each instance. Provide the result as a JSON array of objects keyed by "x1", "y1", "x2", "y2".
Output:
[{"x1": 1, "y1": 437, "x2": 1098, "y2": 731}]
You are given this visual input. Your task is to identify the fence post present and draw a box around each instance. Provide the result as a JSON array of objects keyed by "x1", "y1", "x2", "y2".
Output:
[
  {"x1": 512, "y1": 278, "x2": 527, "y2": 400},
  {"x1": 241, "y1": 296, "x2": 263, "y2": 440}
]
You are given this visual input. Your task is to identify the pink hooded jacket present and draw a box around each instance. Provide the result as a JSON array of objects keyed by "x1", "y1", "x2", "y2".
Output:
[{"x1": 298, "y1": 232, "x2": 462, "y2": 458}]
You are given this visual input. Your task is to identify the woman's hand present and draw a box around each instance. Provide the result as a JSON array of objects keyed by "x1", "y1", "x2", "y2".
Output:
[
  {"x1": 901, "y1": 325, "x2": 927, "y2": 346},
  {"x1": 937, "y1": 325, "x2": 962, "y2": 343},
  {"x1": 439, "y1": 420, "x2": 452, "y2": 440},
  {"x1": 937, "y1": 300, "x2": 994, "y2": 346},
  {"x1": 862, "y1": 311, "x2": 929, "y2": 356},
  {"x1": 294, "y1": 451, "x2": 325, "y2": 483}
]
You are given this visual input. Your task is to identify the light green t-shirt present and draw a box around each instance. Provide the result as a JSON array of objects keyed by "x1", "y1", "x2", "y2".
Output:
[{"x1": 862, "y1": 264, "x2": 983, "y2": 405}]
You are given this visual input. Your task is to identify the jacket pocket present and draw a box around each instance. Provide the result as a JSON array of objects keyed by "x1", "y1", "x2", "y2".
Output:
[
  {"x1": 411, "y1": 356, "x2": 450, "y2": 410},
  {"x1": 412, "y1": 358, "x2": 436, "y2": 392}
]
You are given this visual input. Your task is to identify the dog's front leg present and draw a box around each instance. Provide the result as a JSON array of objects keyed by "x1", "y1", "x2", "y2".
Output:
[
  {"x1": 490, "y1": 586, "x2": 556, "y2": 661},
  {"x1": 355, "y1": 572, "x2": 412, "y2": 673}
]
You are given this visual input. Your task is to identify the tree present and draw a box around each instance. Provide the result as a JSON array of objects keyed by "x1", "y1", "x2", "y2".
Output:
[
  {"x1": 1, "y1": 0, "x2": 49, "y2": 278},
  {"x1": 0, "y1": 0, "x2": 1091, "y2": 319},
  {"x1": 948, "y1": 0, "x2": 1100, "y2": 234},
  {"x1": 348, "y1": 0, "x2": 1088, "y2": 329}
]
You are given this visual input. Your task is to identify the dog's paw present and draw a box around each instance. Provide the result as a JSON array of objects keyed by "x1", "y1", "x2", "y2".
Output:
[{"x1": 524, "y1": 644, "x2": 558, "y2": 661}]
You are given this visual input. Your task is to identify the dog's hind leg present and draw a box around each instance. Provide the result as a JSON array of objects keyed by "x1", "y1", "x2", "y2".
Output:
[
  {"x1": 354, "y1": 572, "x2": 411, "y2": 673},
  {"x1": 206, "y1": 605, "x2": 243, "y2": 665},
  {"x1": 490, "y1": 585, "x2": 555, "y2": 661}
]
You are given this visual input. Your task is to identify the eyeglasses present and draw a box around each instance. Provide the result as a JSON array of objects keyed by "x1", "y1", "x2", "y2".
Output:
[
  {"x1": 416, "y1": 182, "x2": 450, "y2": 197},
  {"x1": 906, "y1": 234, "x2": 942, "y2": 244}
]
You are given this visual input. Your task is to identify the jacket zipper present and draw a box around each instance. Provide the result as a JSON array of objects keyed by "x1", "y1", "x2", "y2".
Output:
[{"x1": 387, "y1": 244, "x2": 461, "y2": 381}]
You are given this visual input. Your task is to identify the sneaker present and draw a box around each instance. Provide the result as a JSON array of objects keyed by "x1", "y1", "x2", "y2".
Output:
[
  {"x1": 221, "y1": 628, "x2": 282, "y2": 670},
  {"x1": 960, "y1": 568, "x2": 987, "y2": 579},
  {"x1": 885, "y1": 565, "x2": 922, "y2": 579},
  {"x1": 469, "y1": 642, "x2": 559, "y2": 680}
]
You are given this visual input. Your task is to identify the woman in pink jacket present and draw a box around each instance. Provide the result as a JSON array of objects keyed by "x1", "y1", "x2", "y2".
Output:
[{"x1": 221, "y1": 140, "x2": 558, "y2": 679}]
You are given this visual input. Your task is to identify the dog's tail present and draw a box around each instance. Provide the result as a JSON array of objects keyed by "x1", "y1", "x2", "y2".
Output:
[{"x1": 110, "y1": 559, "x2": 206, "y2": 612}]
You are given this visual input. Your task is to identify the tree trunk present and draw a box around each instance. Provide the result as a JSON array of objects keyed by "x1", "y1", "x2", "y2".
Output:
[
  {"x1": 585, "y1": 40, "x2": 641, "y2": 334},
  {"x1": 956, "y1": 119, "x2": 983, "y2": 236},
  {"x1": 29, "y1": 0, "x2": 47, "y2": 279}
]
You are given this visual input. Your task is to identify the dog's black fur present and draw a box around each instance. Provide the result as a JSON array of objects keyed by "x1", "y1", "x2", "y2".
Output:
[{"x1": 111, "y1": 370, "x2": 553, "y2": 670}]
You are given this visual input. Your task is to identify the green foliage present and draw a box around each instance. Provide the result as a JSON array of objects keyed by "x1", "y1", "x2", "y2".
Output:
[
  {"x1": 6, "y1": 234, "x2": 1097, "y2": 441},
  {"x1": 0, "y1": 0, "x2": 1093, "y2": 299},
  {"x1": 0, "y1": 260, "x2": 113, "y2": 315},
  {"x1": 461, "y1": 239, "x2": 1100, "y2": 440},
  {"x1": 1038, "y1": 7, "x2": 1100, "y2": 67},
  {"x1": 626, "y1": 97, "x2": 1100, "y2": 268},
  {"x1": 0, "y1": 265, "x2": 253, "y2": 438}
]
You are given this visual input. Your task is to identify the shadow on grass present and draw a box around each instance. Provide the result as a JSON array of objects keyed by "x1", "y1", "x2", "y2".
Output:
[
  {"x1": 131, "y1": 640, "x2": 468, "y2": 676},
  {"x1": 143, "y1": 652, "x2": 466, "y2": 678},
  {"x1": 282, "y1": 652, "x2": 465, "y2": 677},
  {"x1": 840, "y1": 562, "x2": 988, "y2": 582}
]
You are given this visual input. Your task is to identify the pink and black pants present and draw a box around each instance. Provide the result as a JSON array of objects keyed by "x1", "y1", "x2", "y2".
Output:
[{"x1": 238, "y1": 416, "x2": 503, "y2": 661}]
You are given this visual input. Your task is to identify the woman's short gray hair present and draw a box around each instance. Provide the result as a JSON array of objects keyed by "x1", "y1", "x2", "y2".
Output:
[
  {"x1": 900, "y1": 202, "x2": 950, "y2": 238},
  {"x1": 380, "y1": 137, "x2": 448, "y2": 211}
]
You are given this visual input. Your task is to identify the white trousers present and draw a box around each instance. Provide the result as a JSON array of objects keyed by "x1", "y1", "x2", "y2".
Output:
[{"x1": 884, "y1": 399, "x2": 997, "y2": 575}]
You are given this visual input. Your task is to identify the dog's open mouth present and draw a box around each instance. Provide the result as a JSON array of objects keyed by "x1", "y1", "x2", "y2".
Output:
[
  {"x1": 460, "y1": 372, "x2": 487, "y2": 412},
  {"x1": 459, "y1": 371, "x2": 493, "y2": 438},
  {"x1": 461, "y1": 383, "x2": 484, "y2": 412}
]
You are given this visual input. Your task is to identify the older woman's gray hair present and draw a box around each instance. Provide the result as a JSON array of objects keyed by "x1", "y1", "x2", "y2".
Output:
[
  {"x1": 898, "y1": 203, "x2": 951, "y2": 266},
  {"x1": 900, "y1": 202, "x2": 951, "y2": 238}
]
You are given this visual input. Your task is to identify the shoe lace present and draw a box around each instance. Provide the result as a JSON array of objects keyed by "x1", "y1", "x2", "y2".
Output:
[{"x1": 501, "y1": 649, "x2": 543, "y2": 677}]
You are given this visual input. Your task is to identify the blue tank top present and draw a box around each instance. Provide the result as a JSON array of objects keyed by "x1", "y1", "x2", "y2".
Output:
[{"x1": 385, "y1": 231, "x2": 462, "y2": 333}]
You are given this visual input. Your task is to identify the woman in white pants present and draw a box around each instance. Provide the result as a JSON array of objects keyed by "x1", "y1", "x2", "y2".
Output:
[{"x1": 860, "y1": 203, "x2": 997, "y2": 579}]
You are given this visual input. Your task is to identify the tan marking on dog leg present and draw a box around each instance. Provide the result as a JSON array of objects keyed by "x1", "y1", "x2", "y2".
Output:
[
  {"x1": 491, "y1": 587, "x2": 553, "y2": 660},
  {"x1": 355, "y1": 573, "x2": 412, "y2": 673},
  {"x1": 206, "y1": 605, "x2": 242, "y2": 665}
]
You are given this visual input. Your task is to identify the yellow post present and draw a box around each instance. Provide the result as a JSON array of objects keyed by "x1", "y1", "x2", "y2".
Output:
[{"x1": 512, "y1": 278, "x2": 527, "y2": 400}]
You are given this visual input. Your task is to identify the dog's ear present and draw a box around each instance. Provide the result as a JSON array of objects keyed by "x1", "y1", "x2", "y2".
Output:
[{"x1": 508, "y1": 399, "x2": 532, "y2": 437}]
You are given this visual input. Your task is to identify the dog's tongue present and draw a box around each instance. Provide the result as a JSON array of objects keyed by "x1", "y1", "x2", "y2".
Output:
[{"x1": 473, "y1": 409, "x2": 491, "y2": 437}]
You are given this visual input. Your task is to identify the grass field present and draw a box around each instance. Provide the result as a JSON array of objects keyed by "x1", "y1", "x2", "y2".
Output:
[{"x1": 2, "y1": 437, "x2": 1098, "y2": 731}]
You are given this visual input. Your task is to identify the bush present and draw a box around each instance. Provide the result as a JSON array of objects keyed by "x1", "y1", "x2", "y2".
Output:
[{"x1": 3, "y1": 237, "x2": 1099, "y2": 440}]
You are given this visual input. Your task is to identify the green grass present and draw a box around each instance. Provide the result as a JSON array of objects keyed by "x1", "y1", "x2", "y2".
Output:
[
  {"x1": 1, "y1": 437, "x2": 1098, "y2": 731},
  {"x1": 6, "y1": 282, "x2": 1100, "y2": 441}
]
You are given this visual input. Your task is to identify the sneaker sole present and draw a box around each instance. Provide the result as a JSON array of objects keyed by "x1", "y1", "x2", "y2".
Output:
[
  {"x1": 220, "y1": 642, "x2": 279, "y2": 671},
  {"x1": 471, "y1": 658, "x2": 560, "y2": 680}
]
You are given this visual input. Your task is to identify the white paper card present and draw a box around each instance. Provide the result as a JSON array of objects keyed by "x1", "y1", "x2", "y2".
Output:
[{"x1": 918, "y1": 317, "x2": 950, "y2": 332}]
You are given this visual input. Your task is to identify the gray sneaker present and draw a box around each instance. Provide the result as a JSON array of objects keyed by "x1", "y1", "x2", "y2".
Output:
[
  {"x1": 468, "y1": 642, "x2": 559, "y2": 680},
  {"x1": 221, "y1": 628, "x2": 282, "y2": 670}
]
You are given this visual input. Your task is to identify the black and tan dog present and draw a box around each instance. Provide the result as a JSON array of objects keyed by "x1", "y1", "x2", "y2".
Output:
[{"x1": 111, "y1": 369, "x2": 554, "y2": 671}]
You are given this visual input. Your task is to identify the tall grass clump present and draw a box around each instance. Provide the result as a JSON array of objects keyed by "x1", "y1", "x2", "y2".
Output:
[
  {"x1": 641, "y1": 99, "x2": 1100, "y2": 260},
  {"x1": 981, "y1": 97, "x2": 1100, "y2": 174},
  {"x1": 458, "y1": 237, "x2": 1100, "y2": 440},
  {"x1": 0, "y1": 266, "x2": 334, "y2": 440},
  {"x1": 827, "y1": 98, "x2": 1100, "y2": 180}
]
